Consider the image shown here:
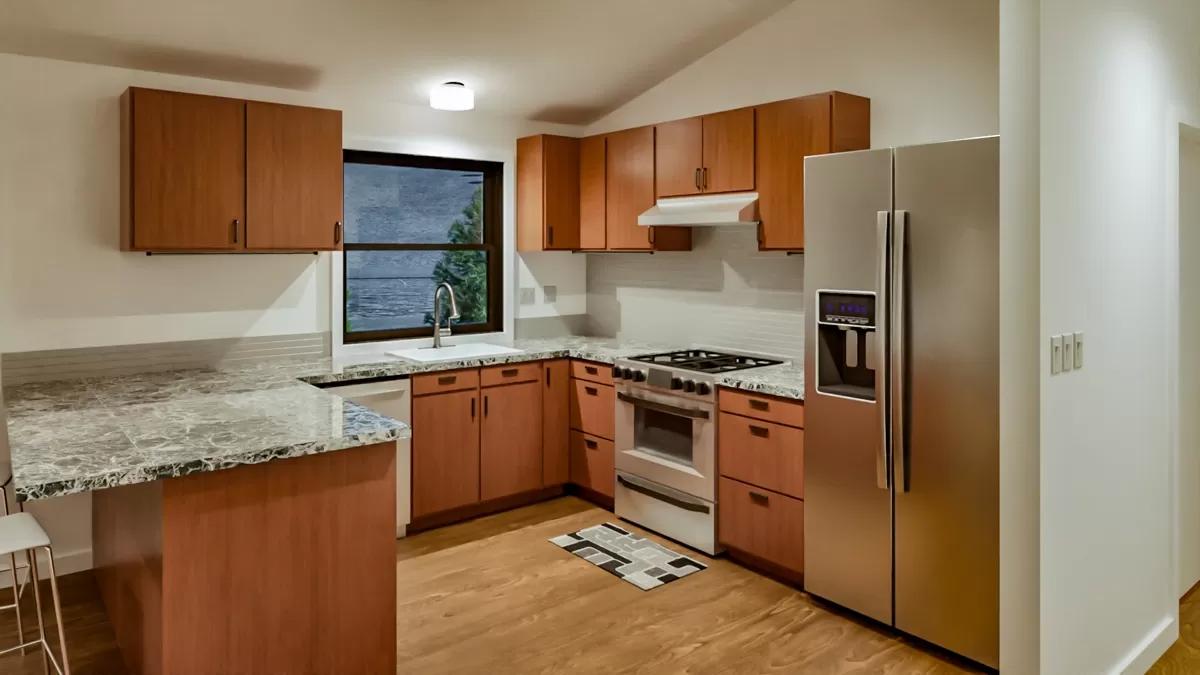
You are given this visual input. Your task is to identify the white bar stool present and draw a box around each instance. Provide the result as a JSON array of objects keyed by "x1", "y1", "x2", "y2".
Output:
[
  {"x1": 0, "y1": 511, "x2": 70, "y2": 675},
  {"x1": 0, "y1": 465, "x2": 31, "y2": 656}
]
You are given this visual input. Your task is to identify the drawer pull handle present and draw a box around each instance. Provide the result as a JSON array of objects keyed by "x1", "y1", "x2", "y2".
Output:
[
  {"x1": 749, "y1": 491, "x2": 770, "y2": 505},
  {"x1": 585, "y1": 439, "x2": 598, "y2": 450},
  {"x1": 501, "y1": 368, "x2": 519, "y2": 377},
  {"x1": 585, "y1": 386, "x2": 598, "y2": 396},
  {"x1": 438, "y1": 375, "x2": 457, "y2": 385},
  {"x1": 749, "y1": 399, "x2": 769, "y2": 411},
  {"x1": 585, "y1": 365, "x2": 599, "y2": 375},
  {"x1": 749, "y1": 425, "x2": 770, "y2": 438}
]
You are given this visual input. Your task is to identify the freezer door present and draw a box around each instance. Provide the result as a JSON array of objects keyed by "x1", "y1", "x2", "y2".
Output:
[
  {"x1": 892, "y1": 136, "x2": 999, "y2": 668},
  {"x1": 802, "y1": 147, "x2": 894, "y2": 624}
]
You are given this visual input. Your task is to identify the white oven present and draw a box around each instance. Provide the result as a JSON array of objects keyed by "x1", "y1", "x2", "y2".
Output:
[{"x1": 614, "y1": 387, "x2": 715, "y2": 501}]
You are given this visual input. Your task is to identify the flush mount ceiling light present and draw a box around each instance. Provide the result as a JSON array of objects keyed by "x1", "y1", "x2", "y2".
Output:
[{"x1": 430, "y1": 81, "x2": 474, "y2": 111}]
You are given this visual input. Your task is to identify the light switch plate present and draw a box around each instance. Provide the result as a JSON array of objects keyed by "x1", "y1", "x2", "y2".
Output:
[
  {"x1": 519, "y1": 287, "x2": 535, "y2": 305},
  {"x1": 544, "y1": 285, "x2": 557, "y2": 303},
  {"x1": 1051, "y1": 335, "x2": 1063, "y2": 375},
  {"x1": 1061, "y1": 335, "x2": 1073, "y2": 372},
  {"x1": 1073, "y1": 331, "x2": 1084, "y2": 369}
]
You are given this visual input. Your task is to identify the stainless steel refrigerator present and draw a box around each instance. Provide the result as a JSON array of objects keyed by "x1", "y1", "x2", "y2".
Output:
[{"x1": 802, "y1": 136, "x2": 999, "y2": 669}]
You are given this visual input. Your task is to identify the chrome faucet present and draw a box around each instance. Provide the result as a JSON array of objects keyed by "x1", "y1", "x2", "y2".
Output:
[{"x1": 432, "y1": 282, "x2": 461, "y2": 348}]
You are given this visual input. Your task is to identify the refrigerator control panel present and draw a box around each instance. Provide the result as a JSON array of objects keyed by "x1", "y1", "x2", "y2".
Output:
[{"x1": 817, "y1": 291, "x2": 876, "y2": 328}]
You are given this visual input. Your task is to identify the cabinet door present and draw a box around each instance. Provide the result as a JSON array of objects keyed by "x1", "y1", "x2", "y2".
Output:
[
  {"x1": 542, "y1": 360, "x2": 570, "y2": 485},
  {"x1": 129, "y1": 88, "x2": 245, "y2": 250},
  {"x1": 412, "y1": 389, "x2": 480, "y2": 519},
  {"x1": 654, "y1": 117, "x2": 702, "y2": 198},
  {"x1": 605, "y1": 126, "x2": 654, "y2": 250},
  {"x1": 246, "y1": 102, "x2": 343, "y2": 250},
  {"x1": 756, "y1": 95, "x2": 832, "y2": 250},
  {"x1": 702, "y1": 108, "x2": 755, "y2": 193},
  {"x1": 570, "y1": 431, "x2": 615, "y2": 499},
  {"x1": 481, "y1": 381, "x2": 543, "y2": 501},
  {"x1": 718, "y1": 477, "x2": 804, "y2": 572},
  {"x1": 578, "y1": 135, "x2": 607, "y2": 250},
  {"x1": 517, "y1": 135, "x2": 579, "y2": 251}
]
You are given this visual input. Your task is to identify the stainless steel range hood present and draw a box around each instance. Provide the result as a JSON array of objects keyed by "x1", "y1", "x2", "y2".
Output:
[{"x1": 637, "y1": 191, "x2": 759, "y2": 227}]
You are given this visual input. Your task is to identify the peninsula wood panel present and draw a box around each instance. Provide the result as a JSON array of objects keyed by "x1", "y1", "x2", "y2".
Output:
[
  {"x1": 412, "y1": 388, "x2": 481, "y2": 518},
  {"x1": 481, "y1": 380, "x2": 543, "y2": 500},
  {"x1": 702, "y1": 107, "x2": 755, "y2": 193},
  {"x1": 124, "y1": 88, "x2": 245, "y2": 251},
  {"x1": 718, "y1": 412, "x2": 804, "y2": 499},
  {"x1": 578, "y1": 134, "x2": 608, "y2": 249},
  {"x1": 93, "y1": 443, "x2": 397, "y2": 675},
  {"x1": 542, "y1": 359, "x2": 570, "y2": 485},
  {"x1": 245, "y1": 101, "x2": 343, "y2": 250},
  {"x1": 654, "y1": 117, "x2": 703, "y2": 198}
]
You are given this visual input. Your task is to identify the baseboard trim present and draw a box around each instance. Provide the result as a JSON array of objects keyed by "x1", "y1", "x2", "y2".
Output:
[
  {"x1": 409, "y1": 485, "x2": 566, "y2": 533},
  {"x1": 1115, "y1": 615, "x2": 1177, "y2": 674},
  {"x1": 0, "y1": 548, "x2": 92, "y2": 589}
]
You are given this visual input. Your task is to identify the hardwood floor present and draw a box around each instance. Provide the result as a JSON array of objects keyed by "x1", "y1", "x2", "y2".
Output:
[
  {"x1": 1150, "y1": 584, "x2": 1200, "y2": 673},
  {"x1": 0, "y1": 497, "x2": 998, "y2": 674}
]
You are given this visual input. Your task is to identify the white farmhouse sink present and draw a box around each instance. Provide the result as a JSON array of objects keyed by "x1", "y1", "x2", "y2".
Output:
[{"x1": 388, "y1": 343, "x2": 523, "y2": 364}]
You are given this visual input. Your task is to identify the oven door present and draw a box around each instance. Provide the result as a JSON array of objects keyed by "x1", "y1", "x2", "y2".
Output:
[{"x1": 615, "y1": 386, "x2": 715, "y2": 501}]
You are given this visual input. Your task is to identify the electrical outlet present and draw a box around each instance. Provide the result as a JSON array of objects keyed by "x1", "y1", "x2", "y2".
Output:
[
  {"x1": 1061, "y1": 335, "x2": 1073, "y2": 372},
  {"x1": 1050, "y1": 335, "x2": 1063, "y2": 375},
  {"x1": 544, "y1": 285, "x2": 557, "y2": 303},
  {"x1": 1073, "y1": 332, "x2": 1084, "y2": 369},
  {"x1": 519, "y1": 287, "x2": 535, "y2": 305}
]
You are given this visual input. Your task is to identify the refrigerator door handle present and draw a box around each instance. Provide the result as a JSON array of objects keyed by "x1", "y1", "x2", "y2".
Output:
[
  {"x1": 875, "y1": 210, "x2": 891, "y2": 490},
  {"x1": 891, "y1": 209, "x2": 909, "y2": 493}
]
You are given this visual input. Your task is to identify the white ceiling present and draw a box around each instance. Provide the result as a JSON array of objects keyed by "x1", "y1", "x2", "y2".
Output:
[{"x1": 0, "y1": 0, "x2": 793, "y2": 124}]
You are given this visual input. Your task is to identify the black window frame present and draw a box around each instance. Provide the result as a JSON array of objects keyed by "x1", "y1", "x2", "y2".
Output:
[{"x1": 342, "y1": 149, "x2": 503, "y2": 344}]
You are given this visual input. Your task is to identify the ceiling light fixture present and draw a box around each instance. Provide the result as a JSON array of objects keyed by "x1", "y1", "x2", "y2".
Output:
[{"x1": 430, "y1": 81, "x2": 474, "y2": 111}]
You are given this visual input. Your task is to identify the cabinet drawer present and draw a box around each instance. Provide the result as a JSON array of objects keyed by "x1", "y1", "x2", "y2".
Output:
[
  {"x1": 718, "y1": 477, "x2": 803, "y2": 573},
  {"x1": 718, "y1": 413, "x2": 804, "y2": 499},
  {"x1": 412, "y1": 369, "x2": 480, "y2": 396},
  {"x1": 570, "y1": 380, "x2": 615, "y2": 440},
  {"x1": 481, "y1": 361, "x2": 540, "y2": 387},
  {"x1": 570, "y1": 431, "x2": 614, "y2": 498},
  {"x1": 570, "y1": 360, "x2": 614, "y2": 386},
  {"x1": 719, "y1": 388, "x2": 804, "y2": 428}
]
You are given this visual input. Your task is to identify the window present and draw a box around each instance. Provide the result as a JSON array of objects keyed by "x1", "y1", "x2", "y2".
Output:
[{"x1": 342, "y1": 150, "x2": 502, "y2": 343}]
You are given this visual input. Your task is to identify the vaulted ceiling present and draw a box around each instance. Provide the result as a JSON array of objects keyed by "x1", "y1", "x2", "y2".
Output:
[{"x1": 0, "y1": 0, "x2": 793, "y2": 123}]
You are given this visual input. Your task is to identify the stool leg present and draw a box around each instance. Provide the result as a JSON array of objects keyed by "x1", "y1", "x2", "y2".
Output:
[
  {"x1": 28, "y1": 548, "x2": 48, "y2": 674},
  {"x1": 42, "y1": 548, "x2": 69, "y2": 675},
  {"x1": 1, "y1": 486, "x2": 25, "y2": 654}
]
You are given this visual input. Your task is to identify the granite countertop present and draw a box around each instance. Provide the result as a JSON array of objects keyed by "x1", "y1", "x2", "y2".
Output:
[{"x1": 4, "y1": 335, "x2": 804, "y2": 502}]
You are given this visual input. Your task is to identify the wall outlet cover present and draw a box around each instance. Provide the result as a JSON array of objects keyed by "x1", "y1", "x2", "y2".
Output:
[
  {"x1": 1051, "y1": 335, "x2": 1063, "y2": 375},
  {"x1": 1073, "y1": 331, "x2": 1084, "y2": 369},
  {"x1": 519, "y1": 288, "x2": 535, "y2": 305},
  {"x1": 544, "y1": 285, "x2": 557, "y2": 303}
]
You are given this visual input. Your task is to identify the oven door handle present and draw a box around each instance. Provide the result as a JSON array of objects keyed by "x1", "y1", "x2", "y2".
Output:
[
  {"x1": 617, "y1": 474, "x2": 711, "y2": 514},
  {"x1": 616, "y1": 392, "x2": 711, "y2": 419}
]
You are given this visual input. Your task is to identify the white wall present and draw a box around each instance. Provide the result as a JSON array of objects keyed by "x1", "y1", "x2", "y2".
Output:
[
  {"x1": 585, "y1": 0, "x2": 998, "y2": 145},
  {"x1": 0, "y1": 52, "x2": 585, "y2": 355},
  {"x1": 582, "y1": 0, "x2": 998, "y2": 356},
  {"x1": 1035, "y1": 1, "x2": 1200, "y2": 672},
  {"x1": 1179, "y1": 129, "x2": 1200, "y2": 597}
]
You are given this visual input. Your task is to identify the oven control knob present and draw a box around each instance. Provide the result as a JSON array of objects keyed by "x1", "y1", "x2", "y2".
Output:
[
  {"x1": 611, "y1": 365, "x2": 622, "y2": 378},
  {"x1": 696, "y1": 382, "x2": 712, "y2": 396},
  {"x1": 683, "y1": 379, "x2": 697, "y2": 393},
  {"x1": 632, "y1": 370, "x2": 646, "y2": 382},
  {"x1": 618, "y1": 367, "x2": 631, "y2": 380},
  {"x1": 670, "y1": 377, "x2": 683, "y2": 390}
]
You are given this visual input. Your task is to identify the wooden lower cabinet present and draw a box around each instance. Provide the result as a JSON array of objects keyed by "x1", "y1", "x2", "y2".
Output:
[
  {"x1": 542, "y1": 360, "x2": 570, "y2": 485},
  {"x1": 411, "y1": 388, "x2": 480, "y2": 519},
  {"x1": 481, "y1": 380, "x2": 543, "y2": 500},
  {"x1": 718, "y1": 476, "x2": 804, "y2": 573},
  {"x1": 569, "y1": 430, "x2": 615, "y2": 498},
  {"x1": 717, "y1": 412, "x2": 804, "y2": 499},
  {"x1": 570, "y1": 379, "x2": 615, "y2": 440}
]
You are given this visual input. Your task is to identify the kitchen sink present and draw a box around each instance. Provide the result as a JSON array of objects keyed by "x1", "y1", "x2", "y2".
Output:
[{"x1": 388, "y1": 343, "x2": 524, "y2": 363}]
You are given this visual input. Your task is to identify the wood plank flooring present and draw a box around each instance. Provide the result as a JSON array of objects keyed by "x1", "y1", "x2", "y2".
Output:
[
  {"x1": 1150, "y1": 583, "x2": 1200, "y2": 673},
  {"x1": 0, "y1": 496, "x2": 1013, "y2": 673}
]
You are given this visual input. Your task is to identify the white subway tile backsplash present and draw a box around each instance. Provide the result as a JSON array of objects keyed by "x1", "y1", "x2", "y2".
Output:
[{"x1": 586, "y1": 227, "x2": 805, "y2": 360}]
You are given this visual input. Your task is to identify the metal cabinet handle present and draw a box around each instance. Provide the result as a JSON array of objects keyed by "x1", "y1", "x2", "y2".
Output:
[
  {"x1": 545, "y1": 368, "x2": 550, "y2": 386},
  {"x1": 438, "y1": 375, "x2": 457, "y2": 385},
  {"x1": 232, "y1": 218, "x2": 239, "y2": 244},
  {"x1": 876, "y1": 210, "x2": 892, "y2": 491},
  {"x1": 584, "y1": 365, "x2": 598, "y2": 375},
  {"x1": 548, "y1": 225, "x2": 555, "y2": 247},
  {"x1": 749, "y1": 491, "x2": 770, "y2": 505},
  {"x1": 702, "y1": 167, "x2": 709, "y2": 191},
  {"x1": 584, "y1": 439, "x2": 598, "y2": 450},
  {"x1": 749, "y1": 425, "x2": 770, "y2": 438},
  {"x1": 501, "y1": 368, "x2": 519, "y2": 377},
  {"x1": 470, "y1": 397, "x2": 476, "y2": 419},
  {"x1": 694, "y1": 168, "x2": 702, "y2": 191},
  {"x1": 749, "y1": 399, "x2": 769, "y2": 412},
  {"x1": 334, "y1": 221, "x2": 342, "y2": 245},
  {"x1": 484, "y1": 395, "x2": 489, "y2": 417},
  {"x1": 585, "y1": 386, "x2": 598, "y2": 396},
  {"x1": 891, "y1": 210, "x2": 909, "y2": 493}
]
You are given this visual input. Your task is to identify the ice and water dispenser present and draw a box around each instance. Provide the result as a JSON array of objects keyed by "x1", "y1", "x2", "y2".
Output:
[{"x1": 814, "y1": 291, "x2": 879, "y2": 401}]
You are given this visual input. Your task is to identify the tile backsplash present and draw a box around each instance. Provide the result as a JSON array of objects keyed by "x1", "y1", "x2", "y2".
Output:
[{"x1": 585, "y1": 227, "x2": 805, "y2": 360}]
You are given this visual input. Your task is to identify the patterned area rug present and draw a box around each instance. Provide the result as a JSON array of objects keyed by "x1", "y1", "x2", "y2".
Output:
[{"x1": 549, "y1": 522, "x2": 707, "y2": 590}]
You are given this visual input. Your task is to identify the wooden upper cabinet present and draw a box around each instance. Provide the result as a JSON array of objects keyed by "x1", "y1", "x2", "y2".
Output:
[
  {"x1": 702, "y1": 107, "x2": 755, "y2": 193},
  {"x1": 517, "y1": 134, "x2": 580, "y2": 251},
  {"x1": 578, "y1": 135, "x2": 607, "y2": 250},
  {"x1": 654, "y1": 117, "x2": 702, "y2": 198},
  {"x1": 756, "y1": 92, "x2": 870, "y2": 251},
  {"x1": 607, "y1": 126, "x2": 691, "y2": 252},
  {"x1": 123, "y1": 88, "x2": 245, "y2": 251},
  {"x1": 245, "y1": 102, "x2": 343, "y2": 251}
]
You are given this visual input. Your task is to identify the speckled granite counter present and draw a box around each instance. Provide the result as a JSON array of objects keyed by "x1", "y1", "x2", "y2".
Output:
[
  {"x1": 4, "y1": 335, "x2": 803, "y2": 501},
  {"x1": 4, "y1": 367, "x2": 409, "y2": 500}
]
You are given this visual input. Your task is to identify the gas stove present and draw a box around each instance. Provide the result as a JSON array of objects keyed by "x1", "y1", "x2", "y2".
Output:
[{"x1": 612, "y1": 349, "x2": 783, "y2": 399}]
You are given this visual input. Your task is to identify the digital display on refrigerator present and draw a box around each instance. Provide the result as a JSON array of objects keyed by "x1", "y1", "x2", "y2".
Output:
[{"x1": 818, "y1": 292, "x2": 876, "y2": 327}]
